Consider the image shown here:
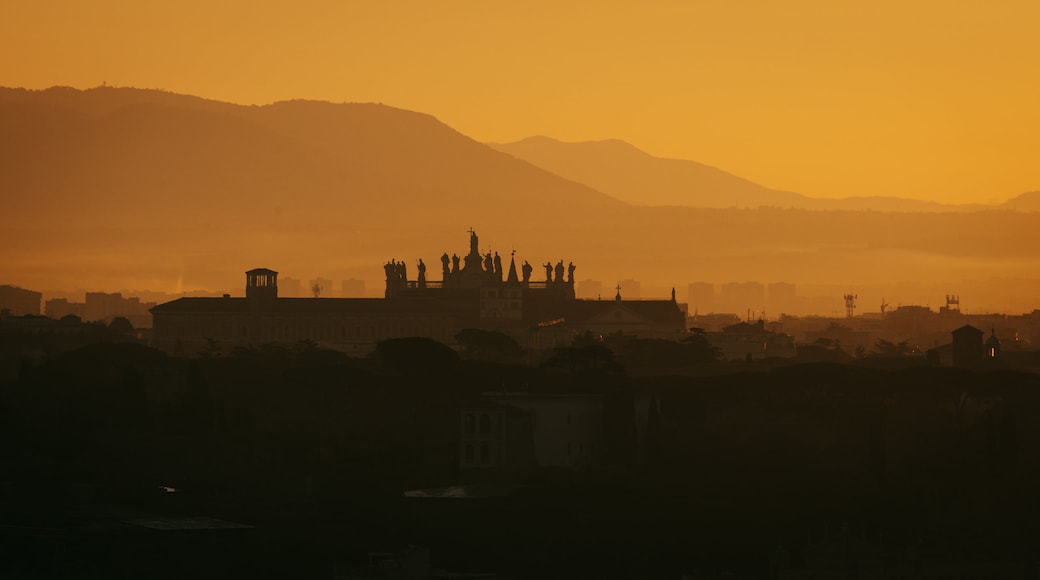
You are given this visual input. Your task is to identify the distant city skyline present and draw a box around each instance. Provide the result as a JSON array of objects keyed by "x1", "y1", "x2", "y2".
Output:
[{"x1": 3, "y1": 1, "x2": 1039, "y2": 204}]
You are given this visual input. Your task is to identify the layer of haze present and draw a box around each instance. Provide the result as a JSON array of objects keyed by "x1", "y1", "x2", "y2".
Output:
[
  {"x1": 4, "y1": 86, "x2": 1040, "y2": 316},
  {"x1": 3, "y1": 0, "x2": 1039, "y2": 204}
]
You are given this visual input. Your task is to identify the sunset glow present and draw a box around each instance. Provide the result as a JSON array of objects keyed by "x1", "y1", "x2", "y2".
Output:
[{"x1": 4, "y1": 0, "x2": 1038, "y2": 203}]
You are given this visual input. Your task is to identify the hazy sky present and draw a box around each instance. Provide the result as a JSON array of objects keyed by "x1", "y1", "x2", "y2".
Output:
[{"x1": 3, "y1": 0, "x2": 1038, "y2": 204}]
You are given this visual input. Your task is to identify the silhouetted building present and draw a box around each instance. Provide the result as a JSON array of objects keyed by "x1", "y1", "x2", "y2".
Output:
[
  {"x1": 706, "y1": 320, "x2": 796, "y2": 361},
  {"x1": 923, "y1": 323, "x2": 1008, "y2": 367},
  {"x1": 0, "y1": 285, "x2": 42, "y2": 316},
  {"x1": 720, "y1": 281, "x2": 765, "y2": 315},
  {"x1": 151, "y1": 231, "x2": 686, "y2": 356},
  {"x1": 767, "y1": 282, "x2": 797, "y2": 314},
  {"x1": 459, "y1": 402, "x2": 535, "y2": 480},
  {"x1": 939, "y1": 293, "x2": 961, "y2": 315},
  {"x1": 885, "y1": 305, "x2": 934, "y2": 341},
  {"x1": 84, "y1": 292, "x2": 156, "y2": 328},
  {"x1": 45, "y1": 297, "x2": 86, "y2": 319},
  {"x1": 803, "y1": 322, "x2": 872, "y2": 354},
  {"x1": 986, "y1": 328, "x2": 1001, "y2": 360},
  {"x1": 926, "y1": 342, "x2": 953, "y2": 366},
  {"x1": 952, "y1": 324, "x2": 984, "y2": 368},
  {"x1": 686, "y1": 282, "x2": 715, "y2": 313},
  {"x1": 687, "y1": 312, "x2": 741, "y2": 332},
  {"x1": 461, "y1": 392, "x2": 605, "y2": 481}
]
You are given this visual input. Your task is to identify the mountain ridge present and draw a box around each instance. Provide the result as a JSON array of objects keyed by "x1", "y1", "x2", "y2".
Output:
[
  {"x1": 489, "y1": 135, "x2": 1012, "y2": 212},
  {"x1": 2, "y1": 86, "x2": 1039, "y2": 314}
]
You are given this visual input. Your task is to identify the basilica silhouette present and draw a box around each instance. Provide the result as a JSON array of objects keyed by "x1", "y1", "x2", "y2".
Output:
[{"x1": 151, "y1": 230, "x2": 685, "y2": 356}]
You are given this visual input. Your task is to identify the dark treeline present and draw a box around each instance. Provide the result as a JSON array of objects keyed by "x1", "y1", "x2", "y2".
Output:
[{"x1": 2, "y1": 329, "x2": 1039, "y2": 578}]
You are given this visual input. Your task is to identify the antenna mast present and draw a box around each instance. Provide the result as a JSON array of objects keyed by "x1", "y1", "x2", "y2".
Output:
[{"x1": 843, "y1": 293, "x2": 857, "y2": 319}]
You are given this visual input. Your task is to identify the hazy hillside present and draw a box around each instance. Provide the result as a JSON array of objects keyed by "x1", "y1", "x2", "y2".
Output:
[
  {"x1": 490, "y1": 136, "x2": 982, "y2": 212},
  {"x1": 2, "y1": 86, "x2": 1039, "y2": 313},
  {"x1": 0, "y1": 86, "x2": 620, "y2": 290},
  {"x1": 1001, "y1": 191, "x2": 1040, "y2": 211}
]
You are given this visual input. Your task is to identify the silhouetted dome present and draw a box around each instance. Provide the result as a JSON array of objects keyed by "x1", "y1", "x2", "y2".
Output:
[{"x1": 985, "y1": 328, "x2": 1002, "y2": 360}]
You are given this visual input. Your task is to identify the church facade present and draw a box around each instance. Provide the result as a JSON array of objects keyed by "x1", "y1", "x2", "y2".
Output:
[{"x1": 150, "y1": 231, "x2": 686, "y2": 356}]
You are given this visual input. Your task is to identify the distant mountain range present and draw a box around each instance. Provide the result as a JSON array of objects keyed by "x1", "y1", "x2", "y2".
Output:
[
  {"x1": 490, "y1": 136, "x2": 1040, "y2": 212},
  {"x1": 2, "y1": 86, "x2": 1039, "y2": 311},
  {"x1": 0, "y1": 86, "x2": 622, "y2": 290}
]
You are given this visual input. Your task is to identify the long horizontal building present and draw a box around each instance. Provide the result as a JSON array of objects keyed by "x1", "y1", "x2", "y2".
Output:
[{"x1": 150, "y1": 231, "x2": 686, "y2": 356}]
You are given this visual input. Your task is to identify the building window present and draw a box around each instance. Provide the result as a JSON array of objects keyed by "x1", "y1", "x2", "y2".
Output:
[
  {"x1": 463, "y1": 414, "x2": 475, "y2": 435},
  {"x1": 479, "y1": 414, "x2": 491, "y2": 434},
  {"x1": 464, "y1": 445, "x2": 474, "y2": 464},
  {"x1": 479, "y1": 445, "x2": 490, "y2": 465}
]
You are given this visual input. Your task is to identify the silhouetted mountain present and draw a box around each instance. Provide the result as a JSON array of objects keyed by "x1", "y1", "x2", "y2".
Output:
[
  {"x1": 2, "y1": 86, "x2": 1039, "y2": 306},
  {"x1": 490, "y1": 135, "x2": 807, "y2": 208},
  {"x1": 1000, "y1": 190, "x2": 1040, "y2": 211},
  {"x1": 489, "y1": 136, "x2": 990, "y2": 211},
  {"x1": 0, "y1": 86, "x2": 619, "y2": 288}
]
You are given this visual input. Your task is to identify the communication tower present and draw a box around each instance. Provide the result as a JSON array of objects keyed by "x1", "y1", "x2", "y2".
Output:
[
  {"x1": 939, "y1": 294, "x2": 961, "y2": 315},
  {"x1": 843, "y1": 293, "x2": 857, "y2": 319}
]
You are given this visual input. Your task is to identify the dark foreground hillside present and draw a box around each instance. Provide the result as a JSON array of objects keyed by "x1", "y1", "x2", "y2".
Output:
[{"x1": 2, "y1": 334, "x2": 1039, "y2": 578}]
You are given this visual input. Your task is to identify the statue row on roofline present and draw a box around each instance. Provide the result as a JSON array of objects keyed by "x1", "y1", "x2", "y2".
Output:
[{"x1": 384, "y1": 229, "x2": 576, "y2": 296}]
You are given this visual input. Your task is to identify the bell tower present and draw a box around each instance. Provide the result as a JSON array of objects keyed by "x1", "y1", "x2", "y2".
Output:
[{"x1": 246, "y1": 268, "x2": 279, "y2": 301}]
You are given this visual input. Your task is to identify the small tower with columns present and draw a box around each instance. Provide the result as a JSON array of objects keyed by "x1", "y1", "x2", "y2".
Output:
[{"x1": 246, "y1": 268, "x2": 279, "y2": 301}]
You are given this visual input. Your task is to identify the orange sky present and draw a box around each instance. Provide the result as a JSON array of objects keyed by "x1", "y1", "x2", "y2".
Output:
[{"x1": 3, "y1": 0, "x2": 1038, "y2": 204}]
